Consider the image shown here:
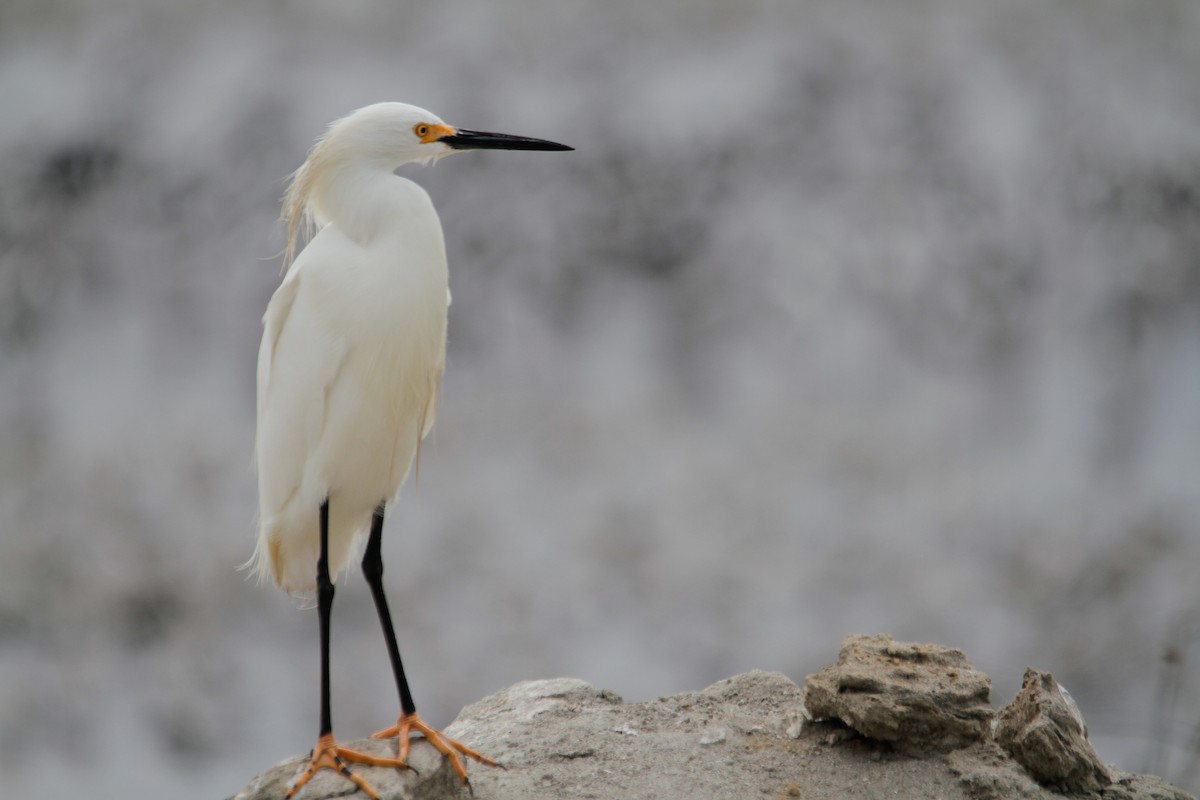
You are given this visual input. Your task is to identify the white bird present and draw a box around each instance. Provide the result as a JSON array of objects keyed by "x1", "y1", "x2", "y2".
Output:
[{"x1": 248, "y1": 102, "x2": 571, "y2": 799}]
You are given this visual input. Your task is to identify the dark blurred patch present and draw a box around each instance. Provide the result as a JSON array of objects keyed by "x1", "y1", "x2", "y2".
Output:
[
  {"x1": 0, "y1": 141, "x2": 123, "y2": 352},
  {"x1": 1107, "y1": 167, "x2": 1200, "y2": 218},
  {"x1": 116, "y1": 584, "x2": 186, "y2": 650},
  {"x1": 154, "y1": 702, "x2": 219, "y2": 760},
  {"x1": 572, "y1": 147, "x2": 731, "y2": 281},
  {"x1": 1066, "y1": 516, "x2": 1178, "y2": 603},
  {"x1": 37, "y1": 142, "x2": 120, "y2": 202},
  {"x1": 0, "y1": 607, "x2": 31, "y2": 643},
  {"x1": 0, "y1": 256, "x2": 56, "y2": 352},
  {"x1": 1096, "y1": 166, "x2": 1200, "y2": 344},
  {"x1": 849, "y1": 233, "x2": 1044, "y2": 375}
]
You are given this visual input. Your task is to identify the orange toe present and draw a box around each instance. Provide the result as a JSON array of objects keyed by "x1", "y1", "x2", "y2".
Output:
[
  {"x1": 286, "y1": 732, "x2": 412, "y2": 799},
  {"x1": 373, "y1": 711, "x2": 500, "y2": 784}
]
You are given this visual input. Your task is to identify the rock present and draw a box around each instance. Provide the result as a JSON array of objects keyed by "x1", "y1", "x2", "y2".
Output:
[
  {"x1": 803, "y1": 633, "x2": 994, "y2": 754},
  {"x1": 995, "y1": 667, "x2": 1113, "y2": 793},
  {"x1": 229, "y1": 735, "x2": 466, "y2": 800},
  {"x1": 231, "y1": 641, "x2": 1196, "y2": 800}
]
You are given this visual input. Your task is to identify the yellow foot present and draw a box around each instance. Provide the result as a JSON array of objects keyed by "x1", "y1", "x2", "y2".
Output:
[
  {"x1": 373, "y1": 711, "x2": 501, "y2": 785},
  {"x1": 287, "y1": 731, "x2": 412, "y2": 799}
]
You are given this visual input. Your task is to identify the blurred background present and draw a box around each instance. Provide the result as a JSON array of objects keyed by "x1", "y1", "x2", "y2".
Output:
[{"x1": 1, "y1": 0, "x2": 1198, "y2": 797}]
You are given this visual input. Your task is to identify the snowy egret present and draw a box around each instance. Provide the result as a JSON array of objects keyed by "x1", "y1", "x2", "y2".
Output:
[{"x1": 248, "y1": 102, "x2": 571, "y2": 798}]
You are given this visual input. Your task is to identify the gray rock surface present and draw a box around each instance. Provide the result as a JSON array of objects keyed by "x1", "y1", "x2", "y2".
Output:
[
  {"x1": 804, "y1": 633, "x2": 994, "y2": 754},
  {"x1": 231, "y1": 640, "x2": 1195, "y2": 800},
  {"x1": 995, "y1": 667, "x2": 1113, "y2": 794}
]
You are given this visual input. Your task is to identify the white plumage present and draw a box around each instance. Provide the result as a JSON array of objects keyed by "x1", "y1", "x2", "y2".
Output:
[
  {"x1": 249, "y1": 103, "x2": 450, "y2": 593},
  {"x1": 247, "y1": 102, "x2": 569, "y2": 796}
]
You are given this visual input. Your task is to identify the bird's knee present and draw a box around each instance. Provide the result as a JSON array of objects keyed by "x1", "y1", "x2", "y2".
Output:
[
  {"x1": 361, "y1": 549, "x2": 383, "y2": 583},
  {"x1": 317, "y1": 563, "x2": 335, "y2": 607}
]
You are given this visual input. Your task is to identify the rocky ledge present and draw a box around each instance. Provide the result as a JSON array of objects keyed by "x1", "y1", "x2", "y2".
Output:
[{"x1": 231, "y1": 634, "x2": 1193, "y2": 800}]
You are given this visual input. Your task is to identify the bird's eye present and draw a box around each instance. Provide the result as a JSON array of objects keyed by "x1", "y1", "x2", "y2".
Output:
[{"x1": 414, "y1": 123, "x2": 430, "y2": 139}]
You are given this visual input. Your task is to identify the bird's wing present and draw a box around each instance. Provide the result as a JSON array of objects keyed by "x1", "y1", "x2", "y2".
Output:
[
  {"x1": 255, "y1": 245, "x2": 348, "y2": 523},
  {"x1": 255, "y1": 270, "x2": 300, "y2": 437}
]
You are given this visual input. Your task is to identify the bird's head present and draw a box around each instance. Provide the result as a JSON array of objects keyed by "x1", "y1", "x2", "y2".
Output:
[
  {"x1": 316, "y1": 102, "x2": 572, "y2": 169},
  {"x1": 282, "y1": 102, "x2": 571, "y2": 263}
]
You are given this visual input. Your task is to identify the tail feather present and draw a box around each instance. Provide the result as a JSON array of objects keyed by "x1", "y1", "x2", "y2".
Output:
[{"x1": 243, "y1": 510, "x2": 367, "y2": 598}]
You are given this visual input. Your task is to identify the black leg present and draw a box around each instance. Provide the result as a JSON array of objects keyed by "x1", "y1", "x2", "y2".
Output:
[
  {"x1": 317, "y1": 498, "x2": 335, "y2": 737},
  {"x1": 362, "y1": 502, "x2": 417, "y2": 716},
  {"x1": 287, "y1": 498, "x2": 415, "y2": 800}
]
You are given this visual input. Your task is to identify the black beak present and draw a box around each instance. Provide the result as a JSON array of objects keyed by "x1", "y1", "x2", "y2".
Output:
[{"x1": 440, "y1": 128, "x2": 573, "y2": 152}]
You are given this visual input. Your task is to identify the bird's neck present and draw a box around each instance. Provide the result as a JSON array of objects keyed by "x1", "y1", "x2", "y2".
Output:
[{"x1": 309, "y1": 163, "x2": 409, "y2": 249}]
